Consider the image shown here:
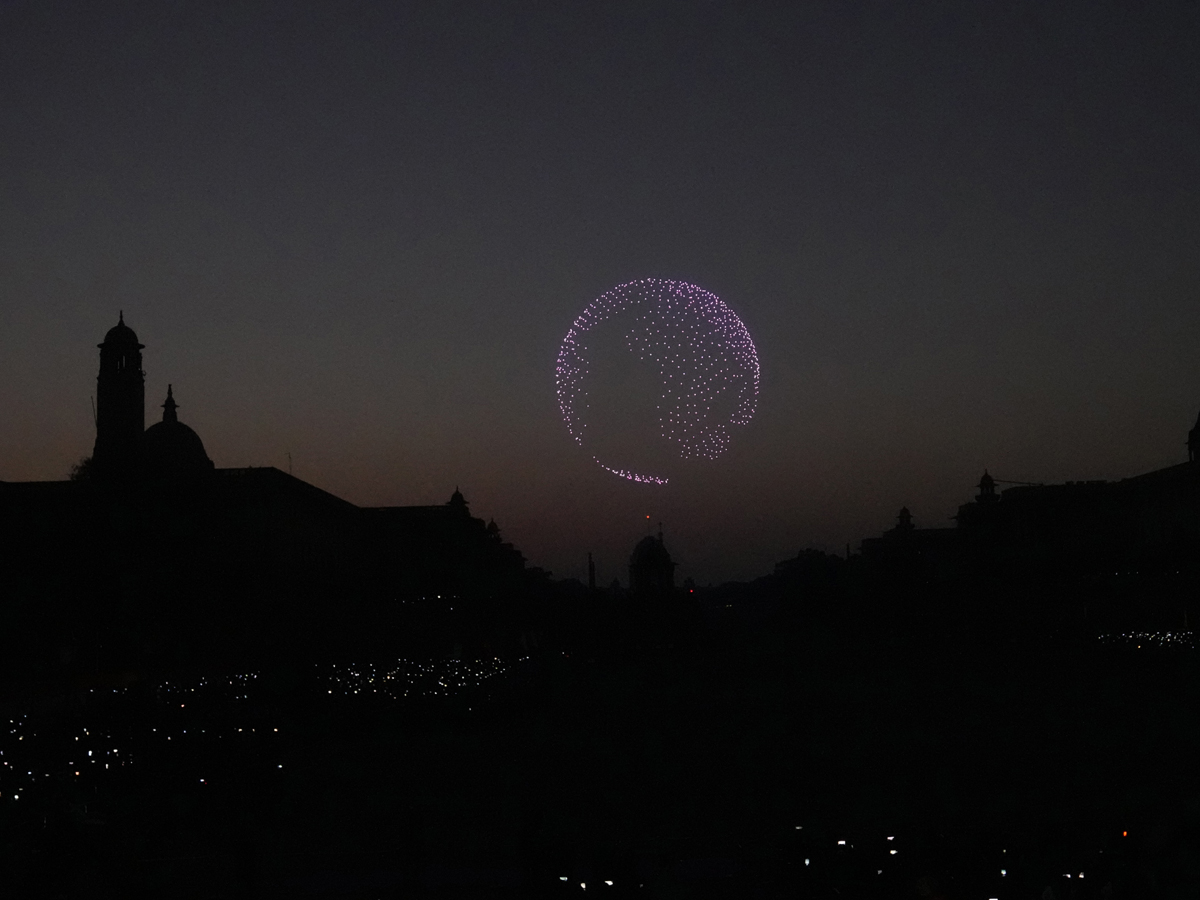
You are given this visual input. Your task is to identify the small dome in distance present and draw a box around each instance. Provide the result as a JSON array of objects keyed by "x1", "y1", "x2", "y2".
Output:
[
  {"x1": 629, "y1": 528, "x2": 677, "y2": 598},
  {"x1": 631, "y1": 534, "x2": 672, "y2": 568}
]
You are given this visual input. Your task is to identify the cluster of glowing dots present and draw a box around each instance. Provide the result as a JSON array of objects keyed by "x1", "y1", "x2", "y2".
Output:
[
  {"x1": 0, "y1": 677, "x2": 291, "y2": 801},
  {"x1": 159, "y1": 671, "x2": 259, "y2": 701},
  {"x1": 1098, "y1": 631, "x2": 1195, "y2": 649},
  {"x1": 556, "y1": 279, "x2": 759, "y2": 484},
  {"x1": 0, "y1": 658, "x2": 546, "y2": 804},
  {"x1": 322, "y1": 657, "x2": 523, "y2": 699}
]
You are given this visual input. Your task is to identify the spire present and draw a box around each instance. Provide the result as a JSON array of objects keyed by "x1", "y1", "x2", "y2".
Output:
[
  {"x1": 162, "y1": 384, "x2": 178, "y2": 423},
  {"x1": 119, "y1": 310, "x2": 124, "y2": 325}
]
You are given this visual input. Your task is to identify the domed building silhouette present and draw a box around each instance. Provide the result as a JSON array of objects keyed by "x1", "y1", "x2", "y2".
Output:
[
  {"x1": 142, "y1": 386, "x2": 215, "y2": 481},
  {"x1": 629, "y1": 527, "x2": 676, "y2": 599},
  {"x1": 0, "y1": 315, "x2": 536, "y2": 673}
]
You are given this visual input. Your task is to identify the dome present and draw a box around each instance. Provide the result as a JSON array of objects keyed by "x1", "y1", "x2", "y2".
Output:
[
  {"x1": 631, "y1": 534, "x2": 673, "y2": 568},
  {"x1": 100, "y1": 311, "x2": 144, "y2": 348},
  {"x1": 629, "y1": 532, "x2": 676, "y2": 598},
  {"x1": 141, "y1": 386, "x2": 214, "y2": 480}
]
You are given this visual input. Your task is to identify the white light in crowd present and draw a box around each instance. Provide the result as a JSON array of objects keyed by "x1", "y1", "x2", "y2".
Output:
[
  {"x1": 804, "y1": 859, "x2": 809, "y2": 866},
  {"x1": 887, "y1": 836, "x2": 894, "y2": 841},
  {"x1": 581, "y1": 883, "x2": 586, "y2": 890},
  {"x1": 1001, "y1": 869, "x2": 1006, "y2": 876},
  {"x1": 560, "y1": 877, "x2": 568, "y2": 882},
  {"x1": 889, "y1": 850, "x2": 897, "y2": 855},
  {"x1": 605, "y1": 881, "x2": 613, "y2": 886},
  {"x1": 838, "y1": 840, "x2": 845, "y2": 845}
]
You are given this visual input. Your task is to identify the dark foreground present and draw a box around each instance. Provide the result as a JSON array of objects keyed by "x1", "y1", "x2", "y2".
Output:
[{"x1": 1, "y1": 590, "x2": 1198, "y2": 899}]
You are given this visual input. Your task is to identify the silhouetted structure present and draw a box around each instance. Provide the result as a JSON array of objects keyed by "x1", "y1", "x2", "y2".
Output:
[
  {"x1": 142, "y1": 385, "x2": 216, "y2": 481},
  {"x1": 629, "y1": 527, "x2": 676, "y2": 599},
  {"x1": 91, "y1": 312, "x2": 145, "y2": 480},
  {"x1": 0, "y1": 316, "x2": 536, "y2": 676},
  {"x1": 862, "y1": 418, "x2": 1200, "y2": 589},
  {"x1": 859, "y1": 505, "x2": 959, "y2": 583}
]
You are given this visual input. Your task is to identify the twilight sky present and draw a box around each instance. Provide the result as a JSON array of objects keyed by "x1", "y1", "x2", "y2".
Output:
[{"x1": 2, "y1": 0, "x2": 1199, "y2": 585}]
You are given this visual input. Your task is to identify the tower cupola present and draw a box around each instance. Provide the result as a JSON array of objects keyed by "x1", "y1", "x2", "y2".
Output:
[{"x1": 978, "y1": 470, "x2": 998, "y2": 503}]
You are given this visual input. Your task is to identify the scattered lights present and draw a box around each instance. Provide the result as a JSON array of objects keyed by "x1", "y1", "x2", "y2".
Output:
[
  {"x1": 1098, "y1": 631, "x2": 1195, "y2": 650},
  {"x1": 322, "y1": 657, "x2": 523, "y2": 699},
  {"x1": 556, "y1": 279, "x2": 759, "y2": 482}
]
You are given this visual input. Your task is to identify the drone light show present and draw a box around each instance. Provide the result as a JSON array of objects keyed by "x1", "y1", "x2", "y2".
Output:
[{"x1": 556, "y1": 279, "x2": 760, "y2": 484}]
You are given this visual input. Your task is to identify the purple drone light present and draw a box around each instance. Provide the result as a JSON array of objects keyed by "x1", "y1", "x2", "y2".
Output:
[{"x1": 556, "y1": 279, "x2": 759, "y2": 484}]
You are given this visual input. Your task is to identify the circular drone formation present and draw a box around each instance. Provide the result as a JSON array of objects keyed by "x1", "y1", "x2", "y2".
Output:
[{"x1": 556, "y1": 279, "x2": 760, "y2": 484}]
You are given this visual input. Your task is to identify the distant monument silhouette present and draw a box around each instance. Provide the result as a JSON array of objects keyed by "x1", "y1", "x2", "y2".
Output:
[
  {"x1": 142, "y1": 385, "x2": 215, "y2": 481},
  {"x1": 91, "y1": 312, "x2": 146, "y2": 479},
  {"x1": 977, "y1": 470, "x2": 998, "y2": 504},
  {"x1": 0, "y1": 315, "x2": 537, "y2": 675},
  {"x1": 629, "y1": 526, "x2": 676, "y2": 599},
  {"x1": 863, "y1": 406, "x2": 1200, "y2": 585}
]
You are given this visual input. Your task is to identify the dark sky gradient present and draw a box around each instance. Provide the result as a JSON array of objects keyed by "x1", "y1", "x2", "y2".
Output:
[{"x1": 2, "y1": 0, "x2": 1199, "y2": 584}]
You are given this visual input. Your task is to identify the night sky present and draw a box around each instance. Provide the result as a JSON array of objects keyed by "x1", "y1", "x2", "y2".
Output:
[{"x1": 2, "y1": 0, "x2": 1198, "y2": 585}]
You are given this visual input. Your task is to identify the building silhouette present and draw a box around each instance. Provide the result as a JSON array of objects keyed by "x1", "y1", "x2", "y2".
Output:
[
  {"x1": 628, "y1": 527, "x2": 676, "y2": 599},
  {"x1": 0, "y1": 316, "x2": 534, "y2": 675},
  {"x1": 862, "y1": 429, "x2": 1200, "y2": 586}
]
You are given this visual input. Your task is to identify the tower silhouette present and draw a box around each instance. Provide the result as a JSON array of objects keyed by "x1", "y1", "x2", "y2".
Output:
[{"x1": 92, "y1": 312, "x2": 145, "y2": 478}]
